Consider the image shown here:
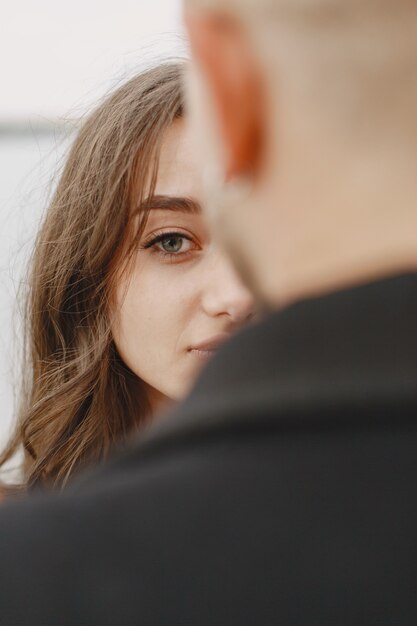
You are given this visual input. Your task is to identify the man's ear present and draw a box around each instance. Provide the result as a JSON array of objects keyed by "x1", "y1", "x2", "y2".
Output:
[{"x1": 185, "y1": 9, "x2": 264, "y2": 182}]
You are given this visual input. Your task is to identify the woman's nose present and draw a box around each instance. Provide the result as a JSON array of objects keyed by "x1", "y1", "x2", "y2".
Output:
[{"x1": 201, "y1": 247, "x2": 255, "y2": 323}]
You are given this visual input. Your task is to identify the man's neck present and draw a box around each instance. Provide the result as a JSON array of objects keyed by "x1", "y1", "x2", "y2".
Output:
[{"x1": 263, "y1": 177, "x2": 417, "y2": 309}]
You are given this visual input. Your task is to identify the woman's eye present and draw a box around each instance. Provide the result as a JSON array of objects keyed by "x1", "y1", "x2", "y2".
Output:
[
  {"x1": 156, "y1": 235, "x2": 192, "y2": 254},
  {"x1": 141, "y1": 231, "x2": 199, "y2": 259}
]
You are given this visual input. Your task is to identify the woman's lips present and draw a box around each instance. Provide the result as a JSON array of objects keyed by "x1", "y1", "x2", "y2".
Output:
[{"x1": 188, "y1": 333, "x2": 231, "y2": 359}]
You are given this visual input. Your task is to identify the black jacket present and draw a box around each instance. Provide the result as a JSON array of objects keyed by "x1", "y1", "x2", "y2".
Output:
[{"x1": 0, "y1": 273, "x2": 416, "y2": 625}]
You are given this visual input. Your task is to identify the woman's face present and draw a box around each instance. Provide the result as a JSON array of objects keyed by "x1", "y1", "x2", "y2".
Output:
[{"x1": 112, "y1": 119, "x2": 255, "y2": 407}]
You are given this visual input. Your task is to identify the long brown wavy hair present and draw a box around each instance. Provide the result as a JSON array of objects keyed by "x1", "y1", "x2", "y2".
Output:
[{"x1": 0, "y1": 62, "x2": 184, "y2": 489}]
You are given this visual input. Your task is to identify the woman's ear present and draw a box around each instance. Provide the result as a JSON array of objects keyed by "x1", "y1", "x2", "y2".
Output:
[{"x1": 185, "y1": 9, "x2": 265, "y2": 181}]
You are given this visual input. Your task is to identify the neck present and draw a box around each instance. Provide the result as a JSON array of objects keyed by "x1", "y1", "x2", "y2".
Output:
[
  {"x1": 146, "y1": 385, "x2": 173, "y2": 418},
  {"x1": 269, "y1": 236, "x2": 417, "y2": 310},
  {"x1": 261, "y1": 151, "x2": 417, "y2": 308}
]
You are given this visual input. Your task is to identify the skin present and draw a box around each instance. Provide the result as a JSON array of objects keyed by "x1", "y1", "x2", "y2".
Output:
[
  {"x1": 184, "y1": 6, "x2": 417, "y2": 309},
  {"x1": 112, "y1": 119, "x2": 254, "y2": 409}
]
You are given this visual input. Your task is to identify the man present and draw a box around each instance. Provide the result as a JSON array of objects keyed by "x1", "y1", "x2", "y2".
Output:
[{"x1": 0, "y1": 0, "x2": 416, "y2": 624}]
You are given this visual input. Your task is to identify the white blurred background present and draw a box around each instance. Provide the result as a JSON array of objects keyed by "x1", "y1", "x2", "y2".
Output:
[{"x1": 0, "y1": 0, "x2": 185, "y2": 448}]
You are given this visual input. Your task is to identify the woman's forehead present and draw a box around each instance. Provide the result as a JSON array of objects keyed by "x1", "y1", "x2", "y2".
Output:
[{"x1": 154, "y1": 119, "x2": 203, "y2": 201}]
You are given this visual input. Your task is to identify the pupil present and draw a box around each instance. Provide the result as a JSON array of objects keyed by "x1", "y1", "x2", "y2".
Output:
[{"x1": 163, "y1": 236, "x2": 182, "y2": 253}]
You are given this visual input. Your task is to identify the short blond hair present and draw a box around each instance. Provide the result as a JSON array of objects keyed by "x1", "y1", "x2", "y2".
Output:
[{"x1": 187, "y1": 0, "x2": 417, "y2": 147}]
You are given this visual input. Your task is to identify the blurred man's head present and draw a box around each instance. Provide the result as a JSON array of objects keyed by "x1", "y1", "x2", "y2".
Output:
[{"x1": 184, "y1": 0, "x2": 417, "y2": 307}]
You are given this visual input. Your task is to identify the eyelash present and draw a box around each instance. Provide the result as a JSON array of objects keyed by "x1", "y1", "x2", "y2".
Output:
[{"x1": 141, "y1": 230, "x2": 199, "y2": 261}]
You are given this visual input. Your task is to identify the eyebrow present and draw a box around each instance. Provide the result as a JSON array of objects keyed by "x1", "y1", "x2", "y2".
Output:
[{"x1": 140, "y1": 195, "x2": 202, "y2": 215}]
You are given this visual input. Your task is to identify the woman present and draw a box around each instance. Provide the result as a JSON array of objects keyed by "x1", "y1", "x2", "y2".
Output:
[{"x1": 0, "y1": 63, "x2": 254, "y2": 489}]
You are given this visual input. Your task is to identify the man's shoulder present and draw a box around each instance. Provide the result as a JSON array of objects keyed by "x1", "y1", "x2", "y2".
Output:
[{"x1": 1, "y1": 406, "x2": 416, "y2": 625}]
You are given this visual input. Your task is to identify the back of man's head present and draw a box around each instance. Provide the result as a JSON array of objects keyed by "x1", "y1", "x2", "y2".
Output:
[{"x1": 185, "y1": 0, "x2": 417, "y2": 306}]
